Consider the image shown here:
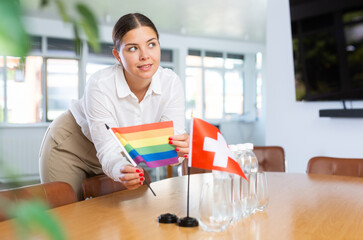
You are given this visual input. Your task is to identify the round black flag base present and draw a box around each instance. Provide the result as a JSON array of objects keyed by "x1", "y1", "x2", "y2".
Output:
[
  {"x1": 157, "y1": 213, "x2": 178, "y2": 223},
  {"x1": 177, "y1": 216, "x2": 199, "y2": 227}
]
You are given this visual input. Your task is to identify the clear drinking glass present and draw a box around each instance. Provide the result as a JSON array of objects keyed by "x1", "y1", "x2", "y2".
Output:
[
  {"x1": 243, "y1": 173, "x2": 258, "y2": 215},
  {"x1": 198, "y1": 182, "x2": 233, "y2": 232},
  {"x1": 256, "y1": 172, "x2": 269, "y2": 211}
]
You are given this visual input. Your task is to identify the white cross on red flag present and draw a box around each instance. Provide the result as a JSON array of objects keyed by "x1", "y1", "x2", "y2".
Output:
[{"x1": 188, "y1": 118, "x2": 247, "y2": 180}]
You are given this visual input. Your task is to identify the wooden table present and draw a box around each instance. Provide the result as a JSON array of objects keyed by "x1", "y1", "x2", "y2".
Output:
[{"x1": 1, "y1": 172, "x2": 363, "y2": 240}]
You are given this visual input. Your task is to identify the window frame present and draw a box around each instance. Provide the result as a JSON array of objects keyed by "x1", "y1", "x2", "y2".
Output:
[
  {"x1": 185, "y1": 49, "x2": 251, "y2": 123},
  {"x1": 44, "y1": 57, "x2": 81, "y2": 122}
]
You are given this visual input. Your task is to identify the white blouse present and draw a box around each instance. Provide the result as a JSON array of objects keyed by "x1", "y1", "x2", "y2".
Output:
[{"x1": 70, "y1": 64, "x2": 185, "y2": 181}]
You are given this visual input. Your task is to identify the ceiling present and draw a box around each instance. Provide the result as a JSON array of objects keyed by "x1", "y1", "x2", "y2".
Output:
[{"x1": 20, "y1": 0, "x2": 267, "y2": 44}]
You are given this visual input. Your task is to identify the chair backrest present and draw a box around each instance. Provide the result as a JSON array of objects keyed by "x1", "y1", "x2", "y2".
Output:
[
  {"x1": 181, "y1": 145, "x2": 286, "y2": 175},
  {"x1": 0, "y1": 181, "x2": 77, "y2": 221},
  {"x1": 307, "y1": 156, "x2": 363, "y2": 177},
  {"x1": 254, "y1": 146, "x2": 286, "y2": 172},
  {"x1": 82, "y1": 170, "x2": 151, "y2": 200}
]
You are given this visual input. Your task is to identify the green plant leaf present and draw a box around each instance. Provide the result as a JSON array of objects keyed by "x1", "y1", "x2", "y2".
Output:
[
  {"x1": 40, "y1": 0, "x2": 49, "y2": 8},
  {"x1": 72, "y1": 21, "x2": 81, "y2": 56},
  {"x1": 0, "y1": 0, "x2": 29, "y2": 56},
  {"x1": 55, "y1": 0, "x2": 70, "y2": 22},
  {"x1": 10, "y1": 200, "x2": 66, "y2": 240},
  {"x1": 0, "y1": 159, "x2": 21, "y2": 188},
  {"x1": 76, "y1": 3, "x2": 100, "y2": 52}
]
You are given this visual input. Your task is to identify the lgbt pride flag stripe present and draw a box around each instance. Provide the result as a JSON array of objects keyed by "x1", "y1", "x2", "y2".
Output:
[{"x1": 112, "y1": 121, "x2": 178, "y2": 168}]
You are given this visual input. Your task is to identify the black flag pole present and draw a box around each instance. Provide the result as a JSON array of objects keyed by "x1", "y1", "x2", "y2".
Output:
[
  {"x1": 187, "y1": 166, "x2": 190, "y2": 217},
  {"x1": 143, "y1": 179, "x2": 156, "y2": 196},
  {"x1": 105, "y1": 124, "x2": 156, "y2": 196},
  {"x1": 176, "y1": 166, "x2": 198, "y2": 227},
  {"x1": 176, "y1": 115, "x2": 198, "y2": 227}
]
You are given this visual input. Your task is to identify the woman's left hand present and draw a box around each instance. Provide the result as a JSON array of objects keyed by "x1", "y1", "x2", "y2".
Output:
[{"x1": 169, "y1": 133, "x2": 189, "y2": 158}]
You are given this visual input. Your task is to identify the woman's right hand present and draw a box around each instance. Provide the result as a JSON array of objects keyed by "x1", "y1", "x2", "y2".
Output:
[{"x1": 119, "y1": 165, "x2": 145, "y2": 189}]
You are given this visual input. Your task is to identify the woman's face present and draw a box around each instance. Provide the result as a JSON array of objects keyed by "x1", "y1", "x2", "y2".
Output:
[{"x1": 116, "y1": 26, "x2": 160, "y2": 83}]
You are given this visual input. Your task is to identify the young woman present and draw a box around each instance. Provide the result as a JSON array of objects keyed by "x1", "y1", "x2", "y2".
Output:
[{"x1": 39, "y1": 13, "x2": 189, "y2": 200}]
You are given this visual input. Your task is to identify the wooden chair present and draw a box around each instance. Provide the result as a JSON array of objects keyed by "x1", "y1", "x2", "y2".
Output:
[
  {"x1": 307, "y1": 156, "x2": 363, "y2": 177},
  {"x1": 0, "y1": 181, "x2": 77, "y2": 221},
  {"x1": 167, "y1": 165, "x2": 173, "y2": 178},
  {"x1": 82, "y1": 170, "x2": 151, "y2": 200},
  {"x1": 254, "y1": 146, "x2": 285, "y2": 172},
  {"x1": 182, "y1": 145, "x2": 286, "y2": 175}
]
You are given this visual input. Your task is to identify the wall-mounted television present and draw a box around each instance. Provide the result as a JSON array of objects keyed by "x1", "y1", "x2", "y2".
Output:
[{"x1": 290, "y1": 0, "x2": 363, "y2": 102}]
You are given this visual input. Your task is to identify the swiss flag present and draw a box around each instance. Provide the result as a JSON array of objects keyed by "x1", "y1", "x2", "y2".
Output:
[{"x1": 189, "y1": 118, "x2": 247, "y2": 180}]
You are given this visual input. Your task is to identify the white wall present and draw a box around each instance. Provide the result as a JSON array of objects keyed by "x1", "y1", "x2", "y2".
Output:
[
  {"x1": 0, "y1": 126, "x2": 47, "y2": 180},
  {"x1": 265, "y1": 0, "x2": 363, "y2": 173}
]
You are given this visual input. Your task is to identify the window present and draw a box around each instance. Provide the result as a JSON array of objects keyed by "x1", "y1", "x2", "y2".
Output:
[
  {"x1": 46, "y1": 58, "x2": 79, "y2": 121},
  {"x1": 185, "y1": 50, "x2": 245, "y2": 120},
  {"x1": 225, "y1": 53, "x2": 245, "y2": 118},
  {"x1": 185, "y1": 67, "x2": 203, "y2": 119},
  {"x1": 47, "y1": 38, "x2": 79, "y2": 57},
  {"x1": 7, "y1": 56, "x2": 43, "y2": 124},
  {"x1": 88, "y1": 43, "x2": 114, "y2": 58},
  {"x1": 160, "y1": 49, "x2": 174, "y2": 70},
  {"x1": 86, "y1": 62, "x2": 113, "y2": 82},
  {"x1": 0, "y1": 36, "x2": 81, "y2": 124},
  {"x1": 45, "y1": 38, "x2": 80, "y2": 121},
  {"x1": 0, "y1": 56, "x2": 43, "y2": 124},
  {"x1": 161, "y1": 49, "x2": 173, "y2": 62},
  {"x1": 205, "y1": 69, "x2": 223, "y2": 119},
  {"x1": 87, "y1": 43, "x2": 117, "y2": 82}
]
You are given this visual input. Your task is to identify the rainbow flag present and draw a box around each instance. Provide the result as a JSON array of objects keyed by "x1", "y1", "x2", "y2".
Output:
[{"x1": 111, "y1": 121, "x2": 179, "y2": 168}]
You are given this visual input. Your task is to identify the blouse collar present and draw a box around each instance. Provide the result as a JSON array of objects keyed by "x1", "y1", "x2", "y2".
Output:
[{"x1": 115, "y1": 64, "x2": 162, "y2": 98}]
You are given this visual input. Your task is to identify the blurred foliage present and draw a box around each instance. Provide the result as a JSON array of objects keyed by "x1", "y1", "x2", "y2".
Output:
[
  {"x1": 0, "y1": 0, "x2": 100, "y2": 57},
  {"x1": 76, "y1": 3, "x2": 100, "y2": 53},
  {"x1": 343, "y1": 10, "x2": 363, "y2": 23},
  {"x1": 0, "y1": 0, "x2": 29, "y2": 56},
  {"x1": 11, "y1": 200, "x2": 66, "y2": 240},
  {"x1": 0, "y1": 159, "x2": 20, "y2": 188}
]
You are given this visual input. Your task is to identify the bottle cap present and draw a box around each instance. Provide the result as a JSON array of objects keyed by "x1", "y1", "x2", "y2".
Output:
[
  {"x1": 229, "y1": 144, "x2": 237, "y2": 152},
  {"x1": 245, "y1": 143, "x2": 254, "y2": 150},
  {"x1": 237, "y1": 143, "x2": 246, "y2": 151}
]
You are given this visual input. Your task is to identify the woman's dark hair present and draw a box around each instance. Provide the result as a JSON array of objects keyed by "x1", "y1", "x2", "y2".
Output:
[{"x1": 112, "y1": 13, "x2": 159, "y2": 51}]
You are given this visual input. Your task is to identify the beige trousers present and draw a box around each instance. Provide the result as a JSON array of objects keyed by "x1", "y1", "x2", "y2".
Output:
[{"x1": 39, "y1": 110, "x2": 103, "y2": 200}]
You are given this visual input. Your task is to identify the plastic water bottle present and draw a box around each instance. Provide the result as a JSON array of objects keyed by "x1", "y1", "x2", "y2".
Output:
[
  {"x1": 238, "y1": 144, "x2": 251, "y2": 218},
  {"x1": 230, "y1": 144, "x2": 244, "y2": 222},
  {"x1": 244, "y1": 143, "x2": 258, "y2": 214}
]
